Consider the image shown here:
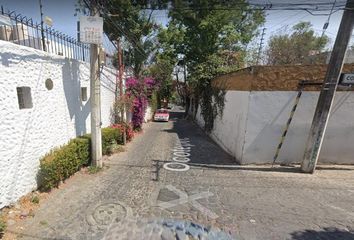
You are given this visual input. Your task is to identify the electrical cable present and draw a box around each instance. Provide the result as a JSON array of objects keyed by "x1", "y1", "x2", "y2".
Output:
[
  {"x1": 85, "y1": 0, "x2": 350, "y2": 74},
  {"x1": 321, "y1": 0, "x2": 337, "y2": 37}
]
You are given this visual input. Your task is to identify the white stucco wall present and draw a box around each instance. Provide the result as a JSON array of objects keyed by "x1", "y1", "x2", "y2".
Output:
[
  {"x1": 194, "y1": 90, "x2": 354, "y2": 165},
  {"x1": 195, "y1": 105, "x2": 205, "y2": 127},
  {"x1": 208, "y1": 91, "x2": 249, "y2": 162},
  {"x1": 243, "y1": 91, "x2": 354, "y2": 164},
  {"x1": 144, "y1": 105, "x2": 153, "y2": 123},
  {"x1": 243, "y1": 91, "x2": 313, "y2": 164},
  {"x1": 0, "y1": 41, "x2": 116, "y2": 208}
]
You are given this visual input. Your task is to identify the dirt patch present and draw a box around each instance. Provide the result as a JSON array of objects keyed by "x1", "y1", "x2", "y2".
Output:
[{"x1": 0, "y1": 190, "x2": 50, "y2": 240}]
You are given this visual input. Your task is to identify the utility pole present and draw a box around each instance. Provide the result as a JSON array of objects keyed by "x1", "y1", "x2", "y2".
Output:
[
  {"x1": 117, "y1": 39, "x2": 126, "y2": 145},
  {"x1": 39, "y1": 0, "x2": 46, "y2": 51},
  {"x1": 90, "y1": 2, "x2": 102, "y2": 168},
  {"x1": 257, "y1": 28, "x2": 266, "y2": 65},
  {"x1": 301, "y1": 0, "x2": 354, "y2": 173}
]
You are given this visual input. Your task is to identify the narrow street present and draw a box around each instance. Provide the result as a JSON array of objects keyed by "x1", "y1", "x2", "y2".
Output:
[{"x1": 7, "y1": 107, "x2": 354, "y2": 240}]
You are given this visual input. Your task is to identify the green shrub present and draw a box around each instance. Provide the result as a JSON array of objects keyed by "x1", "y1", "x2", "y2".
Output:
[
  {"x1": 71, "y1": 138, "x2": 90, "y2": 166},
  {"x1": 38, "y1": 138, "x2": 90, "y2": 191},
  {"x1": 31, "y1": 195, "x2": 40, "y2": 204},
  {"x1": 87, "y1": 166, "x2": 102, "y2": 174},
  {"x1": 101, "y1": 127, "x2": 121, "y2": 155},
  {"x1": 0, "y1": 217, "x2": 6, "y2": 237},
  {"x1": 38, "y1": 127, "x2": 120, "y2": 191},
  {"x1": 81, "y1": 127, "x2": 121, "y2": 155}
]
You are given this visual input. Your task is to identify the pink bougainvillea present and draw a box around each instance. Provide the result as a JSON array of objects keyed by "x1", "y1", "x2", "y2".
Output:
[
  {"x1": 126, "y1": 77, "x2": 139, "y2": 89},
  {"x1": 144, "y1": 77, "x2": 157, "y2": 97},
  {"x1": 131, "y1": 97, "x2": 146, "y2": 130},
  {"x1": 144, "y1": 77, "x2": 155, "y2": 89},
  {"x1": 124, "y1": 76, "x2": 156, "y2": 130},
  {"x1": 111, "y1": 122, "x2": 134, "y2": 141}
]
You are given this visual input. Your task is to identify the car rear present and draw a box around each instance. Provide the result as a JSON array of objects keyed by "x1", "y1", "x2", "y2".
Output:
[{"x1": 154, "y1": 109, "x2": 169, "y2": 122}]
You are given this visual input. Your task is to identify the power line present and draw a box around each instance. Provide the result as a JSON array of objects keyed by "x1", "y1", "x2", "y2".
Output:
[
  {"x1": 321, "y1": 0, "x2": 337, "y2": 37},
  {"x1": 137, "y1": 2, "x2": 348, "y2": 12},
  {"x1": 267, "y1": 10, "x2": 305, "y2": 32},
  {"x1": 268, "y1": 11, "x2": 309, "y2": 36},
  {"x1": 91, "y1": 0, "x2": 348, "y2": 73},
  {"x1": 100, "y1": 0, "x2": 158, "y2": 61}
]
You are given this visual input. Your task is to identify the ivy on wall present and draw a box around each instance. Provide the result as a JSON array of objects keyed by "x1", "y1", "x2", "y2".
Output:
[{"x1": 190, "y1": 54, "x2": 235, "y2": 132}]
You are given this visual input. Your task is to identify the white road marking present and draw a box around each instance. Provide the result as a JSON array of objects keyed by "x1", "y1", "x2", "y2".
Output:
[
  {"x1": 156, "y1": 185, "x2": 219, "y2": 219},
  {"x1": 164, "y1": 137, "x2": 194, "y2": 172},
  {"x1": 163, "y1": 162, "x2": 190, "y2": 171}
]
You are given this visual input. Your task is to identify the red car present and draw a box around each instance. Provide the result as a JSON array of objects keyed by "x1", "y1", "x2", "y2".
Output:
[{"x1": 154, "y1": 109, "x2": 169, "y2": 122}]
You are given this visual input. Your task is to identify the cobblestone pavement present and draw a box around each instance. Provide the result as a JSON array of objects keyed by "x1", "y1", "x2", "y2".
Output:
[{"x1": 7, "y1": 108, "x2": 354, "y2": 239}]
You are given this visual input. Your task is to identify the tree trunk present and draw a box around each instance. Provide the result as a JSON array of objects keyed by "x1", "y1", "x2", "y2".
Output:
[{"x1": 184, "y1": 95, "x2": 190, "y2": 118}]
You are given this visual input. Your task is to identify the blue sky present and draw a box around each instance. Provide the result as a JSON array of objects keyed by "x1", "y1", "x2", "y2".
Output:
[
  {"x1": 0, "y1": 0, "x2": 78, "y2": 36},
  {"x1": 0, "y1": 0, "x2": 347, "y2": 54},
  {"x1": 264, "y1": 9, "x2": 344, "y2": 47}
]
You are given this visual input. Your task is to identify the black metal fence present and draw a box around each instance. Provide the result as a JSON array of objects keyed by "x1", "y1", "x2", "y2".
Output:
[{"x1": 0, "y1": 5, "x2": 90, "y2": 62}]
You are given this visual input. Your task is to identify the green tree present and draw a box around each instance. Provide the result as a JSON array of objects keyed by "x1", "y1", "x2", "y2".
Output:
[
  {"x1": 148, "y1": 21, "x2": 185, "y2": 107},
  {"x1": 167, "y1": 0, "x2": 264, "y2": 131},
  {"x1": 101, "y1": 0, "x2": 159, "y2": 77},
  {"x1": 266, "y1": 22, "x2": 329, "y2": 65},
  {"x1": 149, "y1": 58, "x2": 174, "y2": 107},
  {"x1": 76, "y1": 0, "x2": 160, "y2": 76}
]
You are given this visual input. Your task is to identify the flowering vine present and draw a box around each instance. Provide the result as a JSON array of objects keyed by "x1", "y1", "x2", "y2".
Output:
[{"x1": 125, "y1": 76, "x2": 157, "y2": 130}]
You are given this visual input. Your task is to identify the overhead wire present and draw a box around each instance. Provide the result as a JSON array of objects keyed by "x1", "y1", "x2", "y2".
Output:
[
  {"x1": 98, "y1": 0, "x2": 189, "y2": 82},
  {"x1": 267, "y1": 10, "x2": 305, "y2": 33},
  {"x1": 99, "y1": 0, "x2": 159, "y2": 64},
  {"x1": 84, "y1": 0, "x2": 349, "y2": 71},
  {"x1": 137, "y1": 2, "x2": 348, "y2": 12},
  {"x1": 321, "y1": 0, "x2": 337, "y2": 37}
]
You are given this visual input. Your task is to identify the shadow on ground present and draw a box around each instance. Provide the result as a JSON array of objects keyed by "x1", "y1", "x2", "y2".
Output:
[
  {"x1": 164, "y1": 110, "x2": 236, "y2": 166},
  {"x1": 164, "y1": 110, "x2": 354, "y2": 174},
  {"x1": 291, "y1": 227, "x2": 354, "y2": 240}
]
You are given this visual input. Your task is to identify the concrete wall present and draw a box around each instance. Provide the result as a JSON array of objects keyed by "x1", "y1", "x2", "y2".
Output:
[
  {"x1": 208, "y1": 91, "x2": 249, "y2": 162},
  {"x1": 243, "y1": 91, "x2": 312, "y2": 164},
  {"x1": 243, "y1": 91, "x2": 354, "y2": 164},
  {"x1": 0, "y1": 41, "x2": 116, "y2": 208},
  {"x1": 194, "y1": 90, "x2": 354, "y2": 165}
]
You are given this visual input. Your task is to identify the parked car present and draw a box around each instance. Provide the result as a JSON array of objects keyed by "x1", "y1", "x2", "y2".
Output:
[{"x1": 154, "y1": 109, "x2": 169, "y2": 122}]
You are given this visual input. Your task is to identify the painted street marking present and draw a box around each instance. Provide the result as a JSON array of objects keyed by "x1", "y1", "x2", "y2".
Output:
[
  {"x1": 163, "y1": 138, "x2": 193, "y2": 172},
  {"x1": 163, "y1": 162, "x2": 190, "y2": 171},
  {"x1": 156, "y1": 185, "x2": 219, "y2": 219},
  {"x1": 172, "y1": 156, "x2": 190, "y2": 162},
  {"x1": 86, "y1": 201, "x2": 133, "y2": 232}
]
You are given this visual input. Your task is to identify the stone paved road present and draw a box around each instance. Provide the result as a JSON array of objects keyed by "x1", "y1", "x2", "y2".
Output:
[{"x1": 6, "y1": 108, "x2": 354, "y2": 240}]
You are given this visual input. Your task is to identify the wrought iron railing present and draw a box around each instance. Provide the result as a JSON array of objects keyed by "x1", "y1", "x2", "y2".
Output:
[{"x1": 0, "y1": 5, "x2": 90, "y2": 62}]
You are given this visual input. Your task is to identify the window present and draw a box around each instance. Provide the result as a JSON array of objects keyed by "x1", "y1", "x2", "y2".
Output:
[
  {"x1": 81, "y1": 87, "x2": 87, "y2": 101},
  {"x1": 17, "y1": 87, "x2": 33, "y2": 109}
]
